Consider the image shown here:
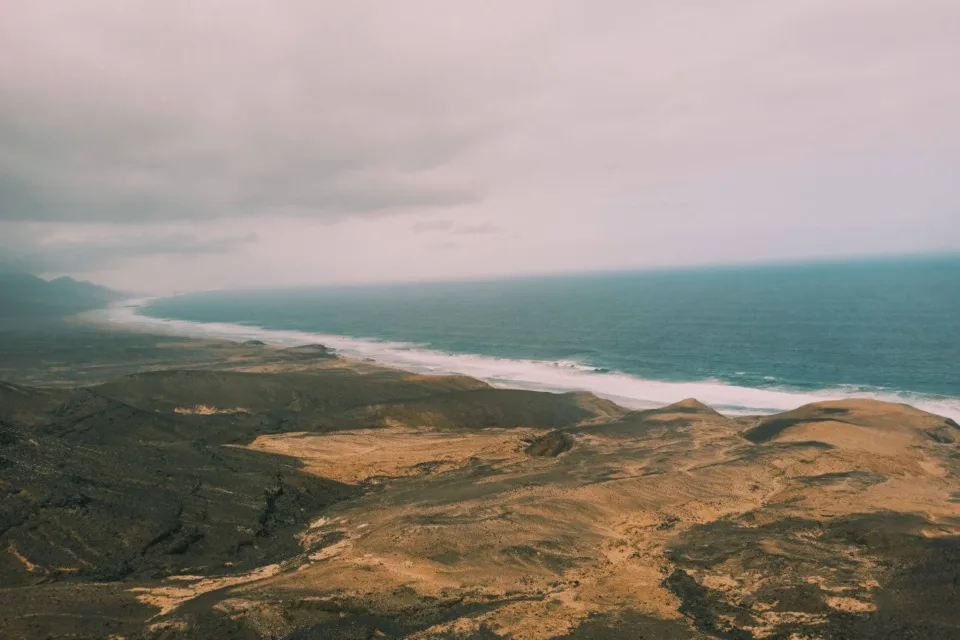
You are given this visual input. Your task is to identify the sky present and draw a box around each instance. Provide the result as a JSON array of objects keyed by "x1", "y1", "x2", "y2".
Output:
[{"x1": 1, "y1": 1, "x2": 958, "y2": 293}]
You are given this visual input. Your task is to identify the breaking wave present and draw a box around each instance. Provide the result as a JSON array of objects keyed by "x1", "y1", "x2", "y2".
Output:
[{"x1": 85, "y1": 298, "x2": 960, "y2": 421}]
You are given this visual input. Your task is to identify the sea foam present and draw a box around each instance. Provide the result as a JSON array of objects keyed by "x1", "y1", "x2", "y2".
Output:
[{"x1": 86, "y1": 299, "x2": 960, "y2": 421}]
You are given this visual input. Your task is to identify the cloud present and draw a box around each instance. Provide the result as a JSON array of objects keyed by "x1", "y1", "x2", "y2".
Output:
[
  {"x1": 410, "y1": 220, "x2": 455, "y2": 233},
  {"x1": 1, "y1": 1, "x2": 958, "y2": 289},
  {"x1": 454, "y1": 222, "x2": 500, "y2": 235},
  {"x1": 425, "y1": 241, "x2": 459, "y2": 251},
  {"x1": 411, "y1": 220, "x2": 499, "y2": 234},
  {"x1": 0, "y1": 2, "x2": 499, "y2": 225},
  {"x1": 0, "y1": 227, "x2": 259, "y2": 273}
]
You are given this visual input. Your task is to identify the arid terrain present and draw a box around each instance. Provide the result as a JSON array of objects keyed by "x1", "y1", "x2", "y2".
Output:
[{"x1": 1, "y1": 326, "x2": 958, "y2": 639}]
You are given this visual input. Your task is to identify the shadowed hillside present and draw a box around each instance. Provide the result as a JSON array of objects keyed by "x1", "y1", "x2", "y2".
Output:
[{"x1": 0, "y1": 268, "x2": 126, "y2": 319}]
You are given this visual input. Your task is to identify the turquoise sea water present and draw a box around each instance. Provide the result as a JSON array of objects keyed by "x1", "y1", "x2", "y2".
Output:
[{"x1": 112, "y1": 256, "x2": 960, "y2": 418}]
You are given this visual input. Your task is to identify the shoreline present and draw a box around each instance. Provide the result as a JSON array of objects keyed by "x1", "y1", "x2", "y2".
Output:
[
  {"x1": 4, "y1": 315, "x2": 959, "y2": 639},
  {"x1": 4, "y1": 306, "x2": 960, "y2": 639},
  {"x1": 71, "y1": 299, "x2": 960, "y2": 422}
]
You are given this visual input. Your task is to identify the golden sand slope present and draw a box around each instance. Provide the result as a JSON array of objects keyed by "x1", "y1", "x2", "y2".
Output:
[{"x1": 137, "y1": 398, "x2": 960, "y2": 639}]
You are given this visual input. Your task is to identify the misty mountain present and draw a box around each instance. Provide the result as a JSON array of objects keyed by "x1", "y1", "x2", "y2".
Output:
[{"x1": 0, "y1": 268, "x2": 126, "y2": 319}]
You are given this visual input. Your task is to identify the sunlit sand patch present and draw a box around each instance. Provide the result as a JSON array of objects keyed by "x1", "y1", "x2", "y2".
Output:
[
  {"x1": 744, "y1": 611, "x2": 831, "y2": 639},
  {"x1": 916, "y1": 457, "x2": 947, "y2": 477},
  {"x1": 773, "y1": 421, "x2": 917, "y2": 454},
  {"x1": 825, "y1": 596, "x2": 877, "y2": 613},
  {"x1": 173, "y1": 404, "x2": 249, "y2": 415},
  {"x1": 475, "y1": 599, "x2": 592, "y2": 639},
  {"x1": 307, "y1": 538, "x2": 352, "y2": 562},
  {"x1": 296, "y1": 515, "x2": 342, "y2": 546},
  {"x1": 244, "y1": 427, "x2": 543, "y2": 484},
  {"x1": 7, "y1": 542, "x2": 40, "y2": 573},
  {"x1": 409, "y1": 618, "x2": 485, "y2": 640},
  {"x1": 146, "y1": 620, "x2": 188, "y2": 634},
  {"x1": 220, "y1": 400, "x2": 959, "y2": 638},
  {"x1": 701, "y1": 574, "x2": 740, "y2": 591},
  {"x1": 130, "y1": 564, "x2": 280, "y2": 618}
]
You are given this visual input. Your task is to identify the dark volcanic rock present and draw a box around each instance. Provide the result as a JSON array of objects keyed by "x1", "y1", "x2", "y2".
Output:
[
  {"x1": 664, "y1": 512, "x2": 960, "y2": 639},
  {"x1": 525, "y1": 430, "x2": 575, "y2": 457},
  {"x1": 0, "y1": 375, "x2": 364, "y2": 596},
  {"x1": 0, "y1": 428, "x2": 359, "y2": 588},
  {"x1": 84, "y1": 369, "x2": 596, "y2": 440},
  {"x1": 557, "y1": 611, "x2": 706, "y2": 639}
]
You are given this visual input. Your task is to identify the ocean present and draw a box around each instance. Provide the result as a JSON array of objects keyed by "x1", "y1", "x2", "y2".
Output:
[{"x1": 100, "y1": 256, "x2": 960, "y2": 420}]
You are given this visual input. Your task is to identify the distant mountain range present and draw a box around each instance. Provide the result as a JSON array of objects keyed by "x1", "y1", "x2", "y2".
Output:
[{"x1": 0, "y1": 268, "x2": 127, "y2": 319}]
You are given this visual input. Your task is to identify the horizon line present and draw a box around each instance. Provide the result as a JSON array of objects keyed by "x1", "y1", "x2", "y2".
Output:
[{"x1": 148, "y1": 249, "x2": 960, "y2": 297}]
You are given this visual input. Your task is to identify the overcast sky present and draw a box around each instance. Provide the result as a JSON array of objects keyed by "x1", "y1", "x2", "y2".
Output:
[{"x1": 1, "y1": 1, "x2": 958, "y2": 293}]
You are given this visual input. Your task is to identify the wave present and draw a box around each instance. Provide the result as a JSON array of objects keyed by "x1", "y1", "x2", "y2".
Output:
[{"x1": 84, "y1": 299, "x2": 960, "y2": 421}]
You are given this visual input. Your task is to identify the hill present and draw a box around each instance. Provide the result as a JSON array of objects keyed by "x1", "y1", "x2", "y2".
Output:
[
  {"x1": 0, "y1": 268, "x2": 125, "y2": 319},
  {"x1": 211, "y1": 396, "x2": 960, "y2": 639},
  {"x1": 0, "y1": 343, "x2": 957, "y2": 639}
]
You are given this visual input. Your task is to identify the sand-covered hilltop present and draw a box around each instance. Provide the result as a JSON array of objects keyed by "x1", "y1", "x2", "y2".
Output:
[{"x1": 1, "y1": 334, "x2": 957, "y2": 639}]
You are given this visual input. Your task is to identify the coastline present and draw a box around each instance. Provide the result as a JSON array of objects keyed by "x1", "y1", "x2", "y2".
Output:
[
  {"x1": 80, "y1": 298, "x2": 960, "y2": 422},
  {"x1": 3, "y1": 309, "x2": 959, "y2": 638}
]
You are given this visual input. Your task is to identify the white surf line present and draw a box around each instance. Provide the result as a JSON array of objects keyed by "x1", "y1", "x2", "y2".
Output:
[{"x1": 81, "y1": 299, "x2": 960, "y2": 421}]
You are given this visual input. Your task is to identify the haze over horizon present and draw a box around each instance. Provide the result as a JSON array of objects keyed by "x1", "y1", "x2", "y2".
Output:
[{"x1": 2, "y1": 1, "x2": 959, "y2": 294}]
